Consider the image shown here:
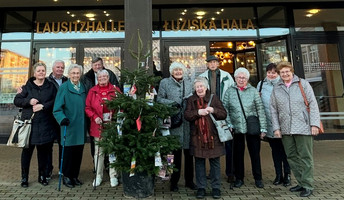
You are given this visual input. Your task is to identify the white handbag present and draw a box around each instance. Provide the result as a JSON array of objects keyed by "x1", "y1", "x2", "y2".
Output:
[{"x1": 7, "y1": 112, "x2": 35, "y2": 148}]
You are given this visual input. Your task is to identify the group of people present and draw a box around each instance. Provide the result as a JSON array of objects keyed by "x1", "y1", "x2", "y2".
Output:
[
  {"x1": 158, "y1": 56, "x2": 320, "y2": 199},
  {"x1": 14, "y1": 54, "x2": 320, "y2": 199},
  {"x1": 14, "y1": 58, "x2": 120, "y2": 189}
]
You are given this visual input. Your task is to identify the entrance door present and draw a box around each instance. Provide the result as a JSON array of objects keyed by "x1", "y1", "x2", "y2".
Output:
[
  {"x1": 162, "y1": 41, "x2": 208, "y2": 79},
  {"x1": 34, "y1": 42, "x2": 123, "y2": 78},
  {"x1": 294, "y1": 39, "x2": 344, "y2": 134}
]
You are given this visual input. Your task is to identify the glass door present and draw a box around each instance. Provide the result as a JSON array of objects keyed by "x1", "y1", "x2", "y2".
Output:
[
  {"x1": 295, "y1": 39, "x2": 344, "y2": 134},
  {"x1": 163, "y1": 41, "x2": 208, "y2": 80}
]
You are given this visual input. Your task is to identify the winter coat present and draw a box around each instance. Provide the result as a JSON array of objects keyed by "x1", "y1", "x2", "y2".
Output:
[
  {"x1": 47, "y1": 73, "x2": 68, "y2": 90},
  {"x1": 257, "y1": 77, "x2": 280, "y2": 138},
  {"x1": 53, "y1": 80, "x2": 87, "y2": 146},
  {"x1": 81, "y1": 68, "x2": 119, "y2": 94},
  {"x1": 270, "y1": 75, "x2": 321, "y2": 135},
  {"x1": 13, "y1": 77, "x2": 57, "y2": 145},
  {"x1": 85, "y1": 83, "x2": 120, "y2": 138},
  {"x1": 199, "y1": 69, "x2": 234, "y2": 102},
  {"x1": 223, "y1": 83, "x2": 267, "y2": 134},
  {"x1": 184, "y1": 90, "x2": 226, "y2": 158},
  {"x1": 157, "y1": 76, "x2": 193, "y2": 149}
]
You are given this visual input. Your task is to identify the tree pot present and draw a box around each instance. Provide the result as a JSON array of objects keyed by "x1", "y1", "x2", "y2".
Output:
[{"x1": 122, "y1": 171, "x2": 155, "y2": 198}]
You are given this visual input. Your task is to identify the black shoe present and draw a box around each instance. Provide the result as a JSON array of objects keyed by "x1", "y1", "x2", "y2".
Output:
[
  {"x1": 273, "y1": 174, "x2": 283, "y2": 185},
  {"x1": 234, "y1": 179, "x2": 244, "y2": 188},
  {"x1": 46, "y1": 171, "x2": 53, "y2": 180},
  {"x1": 170, "y1": 184, "x2": 179, "y2": 192},
  {"x1": 212, "y1": 188, "x2": 221, "y2": 199},
  {"x1": 196, "y1": 188, "x2": 206, "y2": 199},
  {"x1": 21, "y1": 178, "x2": 28, "y2": 188},
  {"x1": 255, "y1": 180, "x2": 264, "y2": 188},
  {"x1": 283, "y1": 174, "x2": 291, "y2": 186},
  {"x1": 63, "y1": 177, "x2": 74, "y2": 188},
  {"x1": 72, "y1": 178, "x2": 82, "y2": 186},
  {"x1": 289, "y1": 185, "x2": 303, "y2": 192},
  {"x1": 38, "y1": 176, "x2": 48, "y2": 186},
  {"x1": 300, "y1": 188, "x2": 313, "y2": 197},
  {"x1": 185, "y1": 182, "x2": 198, "y2": 190}
]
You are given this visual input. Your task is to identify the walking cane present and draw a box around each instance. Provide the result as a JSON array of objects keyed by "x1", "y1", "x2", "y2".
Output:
[{"x1": 58, "y1": 126, "x2": 67, "y2": 191}]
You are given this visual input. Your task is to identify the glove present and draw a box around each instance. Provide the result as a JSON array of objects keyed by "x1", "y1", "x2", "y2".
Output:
[{"x1": 60, "y1": 118, "x2": 70, "y2": 126}]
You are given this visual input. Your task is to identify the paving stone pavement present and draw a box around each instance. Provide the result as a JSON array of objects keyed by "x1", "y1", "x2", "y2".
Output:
[{"x1": 0, "y1": 140, "x2": 343, "y2": 200}]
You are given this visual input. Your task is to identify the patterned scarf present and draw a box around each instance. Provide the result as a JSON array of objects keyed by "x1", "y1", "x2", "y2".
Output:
[{"x1": 196, "y1": 97, "x2": 214, "y2": 149}]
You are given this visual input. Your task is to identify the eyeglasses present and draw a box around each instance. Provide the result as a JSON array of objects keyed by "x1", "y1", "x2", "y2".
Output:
[
  {"x1": 236, "y1": 76, "x2": 247, "y2": 80},
  {"x1": 279, "y1": 70, "x2": 292, "y2": 75}
]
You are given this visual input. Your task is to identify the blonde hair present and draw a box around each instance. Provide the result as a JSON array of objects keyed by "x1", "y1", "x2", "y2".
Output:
[{"x1": 276, "y1": 61, "x2": 294, "y2": 74}]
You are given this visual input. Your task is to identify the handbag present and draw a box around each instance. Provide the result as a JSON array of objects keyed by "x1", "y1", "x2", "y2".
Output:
[
  {"x1": 208, "y1": 94, "x2": 233, "y2": 142},
  {"x1": 236, "y1": 89, "x2": 261, "y2": 135},
  {"x1": 7, "y1": 110, "x2": 35, "y2": 148},
  {"x1": 298, "y1": 80, "x2": 324, "y2": 134},
  {"x1": 170, "y1": 82, "x2": 185, "y2": 129}
]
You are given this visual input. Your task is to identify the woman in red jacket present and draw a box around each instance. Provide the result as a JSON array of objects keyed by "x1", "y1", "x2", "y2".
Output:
[{"x1": 85, "y1": 69, "x2": 121, "y2": 187}]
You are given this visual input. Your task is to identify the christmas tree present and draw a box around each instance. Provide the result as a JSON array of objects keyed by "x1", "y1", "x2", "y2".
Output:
[{"x1": 99, "y1": 30, "x2": 180, "y2": 176}]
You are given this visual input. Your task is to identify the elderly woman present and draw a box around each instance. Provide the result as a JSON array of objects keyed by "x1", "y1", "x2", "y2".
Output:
[
  {"x1": 53, "y1": 64, "x2": 86, "y2": 188},
  {"x1": 157, "y1": 61, "x2": 196, "y2": 192},
  {"x1": 257, "y1": 63, "x2": 291, "y2": 186},
  {"x1": 85, "y1": 70, "x2": 121, "y2": 187},
  {"x1": 184, "y1": 77, "x2": 227, "y2": 199},
  {"x1": 14, "y1": 62, "x2": 57, "y2": 187},
  {"x1": 270, "y1": 61, "x2": 320, "y2": 197},
  {"x1": 223, "y1": 67, "x2": 267, "y2": 189}
]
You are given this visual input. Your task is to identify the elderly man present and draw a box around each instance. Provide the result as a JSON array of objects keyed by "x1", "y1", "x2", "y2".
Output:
[
  {"x1": 46, "y1": 60, "x2": 68, "y2": 180},
  {"x1": 81, "y1": 57, "x2": 119, "y2": 170},
  {"x1": 199, "y1": 55, "x2": 235, "y2": 183}
]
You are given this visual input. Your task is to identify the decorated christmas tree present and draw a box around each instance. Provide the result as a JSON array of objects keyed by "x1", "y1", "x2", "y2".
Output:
[{"x1": 98, "y1": 31, "x2": 180, "y2": 197}]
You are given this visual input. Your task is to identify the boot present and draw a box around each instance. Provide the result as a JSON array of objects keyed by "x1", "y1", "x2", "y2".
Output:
[
  {"x1": 21, "y1": 168, "x2": 29, "y2": 187},
  {"x1": 273, "y1": 174, "x2": 283, "y2": 185},
  {"x1": 283, "y1": 173, "x2": 291, "y2": 187},
  {"x1": 38, "y1": 171, "x2": 48, "y2": 186}
]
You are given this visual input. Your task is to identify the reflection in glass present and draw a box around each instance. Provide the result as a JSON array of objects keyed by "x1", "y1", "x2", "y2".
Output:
[
  {"x1": 38, "y1": 47, "x2": 77, "y2": 76},
  {"x1": 83, "y1": 47, "x2": 121, "y2": 79},
  {"x1": 168, "y1": 46, "x2": 207, "y2": 80},
  {"x1": 301, "y1": 43, "x2": 344, "y2": 133},
  {"x1": 152, "y1": 40, "x2": 161, "y2": 71}
]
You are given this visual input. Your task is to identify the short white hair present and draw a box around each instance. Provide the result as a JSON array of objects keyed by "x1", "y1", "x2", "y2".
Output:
[
  {"x1": 68, "y1": 64, "x2": 83, "y2": 74},
  {"x1": 193, "y1": 76, "x2": 209, "y2": 90},
  {"x1": 169, "y1": 61, "x2": 186, "y2": 75},
  {"x1": 234, "y1": 67, "x2": 250, "y2": 79},
  {"x1": 97, "y1": 69, "x2": 109, "y2": 77},
  {"x1": 53, "y1": 60, "x2": 65, "y2": 68}
]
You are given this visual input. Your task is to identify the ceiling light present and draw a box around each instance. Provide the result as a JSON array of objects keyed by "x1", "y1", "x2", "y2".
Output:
[
  {"x1": 105, "y1": 13, "x2": 110, "y2": 16},
  {"x1": 76, "y1": 20, "x2": 80, "y2": 23},
  {"x1": 308, "y1": 9, "x2": 320, "y2": 14},
  {"x1": 103, "y1": 11, "x2": 107, "y2": 13},
  {"x1": 221, "y1": 9, "x2": 224, "y2": 12},
  {"x1": 181, "y1": 12, "x2": 186, "y2": 15},
  {"x1": 306, "y1": 14, "x2": 313, "y2": 17},
  {"x1": 53, "y1": 0, "x2": 58, "y2": 2},
  {"x1": 216, "y1": 11, "x2": 221, "y2": 15},
  {"x1": 184, "y1": 9, "x2": 187, "y2": 12},
  {"x1": 179, "y1": 18, "x2": 183, "y2": 21},
  {"x1": 196, "y1": 11, "x2": 206, "y2": 16},
  {"x1": 85, "y1": 13, "x2": 95, "y2": 18},
  {"x1": 67, "y1": 11, "x2": 70, "y2": 14},
  {"x1": 109, "y1": 19, "x2": 113, "y2": 22},
  {"x1": 211, "y1": 17, "x2": 215, "y2": 20},
  {"x1": 89, "y1": 18, "x2": 95, "y2": 21},
  {"x1": 196, "y1": 16, "x2": 203, "y2": 19},
  {"x1": 71, "y1": 14, "x2": 75, "y2": 17}
]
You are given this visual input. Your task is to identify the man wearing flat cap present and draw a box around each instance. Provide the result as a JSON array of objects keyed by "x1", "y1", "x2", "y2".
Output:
[{"x1": 199, "y1": 55, "x2": 235, "y2": 184}]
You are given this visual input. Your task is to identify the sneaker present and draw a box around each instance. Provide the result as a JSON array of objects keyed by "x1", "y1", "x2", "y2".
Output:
[
  {"x1": 110, "y1": 177, "x2": 119, "y2": 187},
  {"x1": 212, "y1": 188, "x2": 221, "y2": 199},
  {"x1": 92, "y1": 177, "x2": 102, "y2": 187},
  {"x1": 196, "y1": 188, "x2": 206, "y2": 199}
]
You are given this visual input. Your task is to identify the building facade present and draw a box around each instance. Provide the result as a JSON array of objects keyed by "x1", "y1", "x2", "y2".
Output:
[{"x1": 1, "y1": 0, "x2": 344, "y2": 140}]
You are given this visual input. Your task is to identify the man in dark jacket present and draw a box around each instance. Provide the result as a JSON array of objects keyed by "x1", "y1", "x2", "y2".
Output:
[
  {"x1": 80, "y1": 57, "x2": 119, "y2": 169},
  {"x1": 46, "y1": 60, "x2": 68, "y2": 179}
]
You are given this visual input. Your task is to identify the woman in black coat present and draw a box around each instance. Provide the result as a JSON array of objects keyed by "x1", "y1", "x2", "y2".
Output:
[{"x1": 14, "y1": 62, "x2": 57, "y2": 187}]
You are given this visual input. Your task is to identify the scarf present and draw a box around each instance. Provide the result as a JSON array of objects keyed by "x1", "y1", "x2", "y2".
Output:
[{"x1": 196, "y1": 97, "x2": 214, "y2": 149}]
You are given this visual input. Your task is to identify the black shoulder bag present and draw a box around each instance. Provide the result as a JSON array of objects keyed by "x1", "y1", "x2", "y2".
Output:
[
  {"x1": 236, "y1": 88, "x2": 261, "y2": 135},
  {"x1": 170, "y1": 81, "x2": 185, "y2": 129}
]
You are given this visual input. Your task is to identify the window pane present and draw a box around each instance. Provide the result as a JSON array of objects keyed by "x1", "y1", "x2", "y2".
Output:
[
  {"x1": 34, "y1": 9, "x2": 124, "y2": 39},
  {"x1": 294, "y1": 9, "x2": 344, "y2": 32},
  {"x1": 2, "y1": 11, "x2": 33, "y2": 40},
  {"x1": 161, "y1": 7, "x2": 257, "y2": 37}
]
